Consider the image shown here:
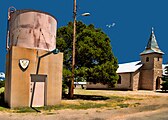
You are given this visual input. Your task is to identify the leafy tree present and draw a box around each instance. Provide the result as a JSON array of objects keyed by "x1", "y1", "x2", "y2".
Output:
[
  {"x1": 161, "y1": 66, "x2": 168, "y2": 91},
  {"x1": 0, "y1": 80, "x2": 5, "y2": 88},
  {"x1": 57, "y1": 21, "x2": 118, "y2": 94}
]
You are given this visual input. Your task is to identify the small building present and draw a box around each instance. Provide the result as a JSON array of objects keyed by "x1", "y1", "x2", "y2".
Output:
[
  {"x1": 5, "y1": 9, "x2": 63, "y2": 108},
  {"x1": 87, "y1": 28, "x2": 166, "y2": 91},
  {"x1": 0, "y1": 72, "x2": 5, "y2": 81}
]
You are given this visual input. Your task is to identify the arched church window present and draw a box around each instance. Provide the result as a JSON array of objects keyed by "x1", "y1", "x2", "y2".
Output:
[
  {"x1": 157, "y1": 57, "x2": 159, "y2": 61},
  {"x1": 146, "y1": 57, "x2": 149, "y2": 62},
  {"x1": 117, "y1": 75, "x2": 121, "y2": 84}
]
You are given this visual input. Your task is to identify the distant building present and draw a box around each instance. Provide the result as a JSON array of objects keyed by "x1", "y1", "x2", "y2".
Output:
[
  {"x1": 87, "y1": 28, "x2": 167, "y2": 91},
  {"x1": 0, "y1": 72, "x2": 5, "y2": 81}
]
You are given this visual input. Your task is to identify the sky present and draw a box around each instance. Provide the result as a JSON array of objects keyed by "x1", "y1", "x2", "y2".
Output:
[{"x1": 0, "y1": 0, "x2": 168, "y2": 72}]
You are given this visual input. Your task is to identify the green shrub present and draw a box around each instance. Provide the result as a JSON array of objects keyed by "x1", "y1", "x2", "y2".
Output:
[{"x1": 0, "y1": 80, "x2": 5, "y2": 88}]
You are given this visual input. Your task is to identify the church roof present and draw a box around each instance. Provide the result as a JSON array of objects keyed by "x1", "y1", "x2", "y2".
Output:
[
  {"x1": 117, "y1": 61, "x2": 142, "y2": 73},
  {"x1": 140, "y1": 28, "x2": 164, "y2": 55},
  {"x1": 117, "y1": 61, "x2": 167, "y2": 74}
]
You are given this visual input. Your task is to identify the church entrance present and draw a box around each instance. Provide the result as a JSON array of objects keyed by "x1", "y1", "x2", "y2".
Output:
[{"x1": 156, "y1": 77, "x2": 160, "y2": 90}]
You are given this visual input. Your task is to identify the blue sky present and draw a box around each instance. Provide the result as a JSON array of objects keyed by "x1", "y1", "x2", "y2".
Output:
[{"x1": 0, "y1": 0, "x2": 168, "y2": 72}]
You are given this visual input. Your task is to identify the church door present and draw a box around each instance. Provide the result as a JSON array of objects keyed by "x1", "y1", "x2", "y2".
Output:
[{"x1": 156, "y1": 77, "x2": 160, "y2": 90}]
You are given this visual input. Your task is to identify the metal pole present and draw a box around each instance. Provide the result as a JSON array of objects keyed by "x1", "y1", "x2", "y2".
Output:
[{"x1": 70, "y1": 0, "x2": 76, "y2": 98}]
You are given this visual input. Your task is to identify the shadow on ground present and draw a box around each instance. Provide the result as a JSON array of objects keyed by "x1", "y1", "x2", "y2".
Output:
[
  {"x1": 63, "y1": 94, "x2": 110, "y2": 101},
  {"x1": 156, "y1": 90, "x2": 168, "y2": 93}
]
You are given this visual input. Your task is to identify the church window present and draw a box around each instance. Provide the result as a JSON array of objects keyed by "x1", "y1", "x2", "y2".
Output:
[
  {"x1": 157, "y1": 57, "x2": 159, "y2": 61},
  {"x1": 117, "y1": 75, "x2": 121, "y2": 84},
  {"x1": 146, "y1": 57, "x2": 149, "y2": 62}
]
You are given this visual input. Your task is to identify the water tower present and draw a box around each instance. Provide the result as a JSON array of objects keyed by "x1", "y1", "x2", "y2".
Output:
[{"x1": 5, "y1": 7, "x2": 63, "y2": 108}]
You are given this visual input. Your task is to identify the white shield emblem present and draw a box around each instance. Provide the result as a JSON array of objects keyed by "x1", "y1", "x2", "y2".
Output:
[{"x1": 19, "y1": 59, "x2": 30, "y2": 70}]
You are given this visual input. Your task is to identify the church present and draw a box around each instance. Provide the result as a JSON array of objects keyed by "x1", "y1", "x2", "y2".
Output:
[{"x1": 86, "y1": 28, "x2": 167, "y2": 91}]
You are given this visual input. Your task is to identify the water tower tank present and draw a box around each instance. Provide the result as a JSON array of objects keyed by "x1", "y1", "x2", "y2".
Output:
[{"x1": 9, "y1": 10, "x2": 57, "y2": 51}]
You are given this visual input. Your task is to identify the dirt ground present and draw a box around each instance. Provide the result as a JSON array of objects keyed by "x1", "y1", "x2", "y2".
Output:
[{"x1": 1, "y1": 90, "x2": 168, "y2": 120}]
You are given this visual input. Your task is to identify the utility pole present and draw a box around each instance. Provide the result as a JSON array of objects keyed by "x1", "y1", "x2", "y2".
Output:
[{"x1": 69, "y1": 0, "x2": 76, "y2": 98}]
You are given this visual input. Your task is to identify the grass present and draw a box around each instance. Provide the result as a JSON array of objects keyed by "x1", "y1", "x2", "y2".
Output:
[
  {"x1": 0, "y1": 88, "x2": 145, "y2": 113},
  {"x1": 117, "y1": 103, "x2": 129, "y2": 108},
  {"x1": 15, "y1": 89, "x2": 142, "y2": 113},
  {"x1": 14, "y1": 103, "x2": 109, "y2": 113},
  {"x1": 14, "y1": 107, "x2": 36, "y2": 113},
  {"x1": 15, "y1": 102, "x2": 134, "y2": 113}
]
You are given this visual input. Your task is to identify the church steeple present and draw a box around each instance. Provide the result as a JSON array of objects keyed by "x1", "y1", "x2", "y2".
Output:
[{"x1": 141, "y1": 27, "x2": 164, "y2": 55}]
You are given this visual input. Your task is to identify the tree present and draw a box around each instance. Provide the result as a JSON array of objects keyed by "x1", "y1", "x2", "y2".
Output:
[
  {"x1": 57, "y1": 21, "x2": 118, "y2": 95},
  {"x1": 161, "y1": 66, "x2": 168, "y2": 91},
  {"x1": 0, "y1": 80, "x2": 5, "y2": 88}
]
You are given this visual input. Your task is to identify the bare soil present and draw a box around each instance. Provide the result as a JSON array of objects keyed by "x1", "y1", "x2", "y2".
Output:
[{"x1": 1, "y1": 90, "x2": 168, "y2": 120}]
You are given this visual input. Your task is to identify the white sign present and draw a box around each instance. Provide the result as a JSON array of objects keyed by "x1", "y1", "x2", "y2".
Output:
[{"x1": 19, "y1": 59, "x2": 30, "y2": 70}]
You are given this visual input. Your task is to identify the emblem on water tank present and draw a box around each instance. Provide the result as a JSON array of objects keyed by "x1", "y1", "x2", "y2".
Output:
[{"x1": 19, "y1": 59, "x2": 30, "y2": 71}]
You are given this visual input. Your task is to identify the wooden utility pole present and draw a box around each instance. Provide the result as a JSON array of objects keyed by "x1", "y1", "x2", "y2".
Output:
[{"x1": 69, "y1": 0, "x2": 76, "y2": 98}]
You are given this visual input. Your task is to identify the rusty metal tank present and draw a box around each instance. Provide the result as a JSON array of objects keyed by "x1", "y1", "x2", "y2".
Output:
[{"x1": 9, "y1": 10, "x2": 57, "y2": 51}]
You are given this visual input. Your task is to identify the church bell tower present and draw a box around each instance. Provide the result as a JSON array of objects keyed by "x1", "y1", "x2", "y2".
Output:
[{"x1": 140, "y1": 28, "x2": 164, "y2": 90}]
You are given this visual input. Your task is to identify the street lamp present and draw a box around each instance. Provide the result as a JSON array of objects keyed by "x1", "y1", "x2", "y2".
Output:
[{"x1": 69, "y1": 0, "x2": 90, "y2": 98}]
